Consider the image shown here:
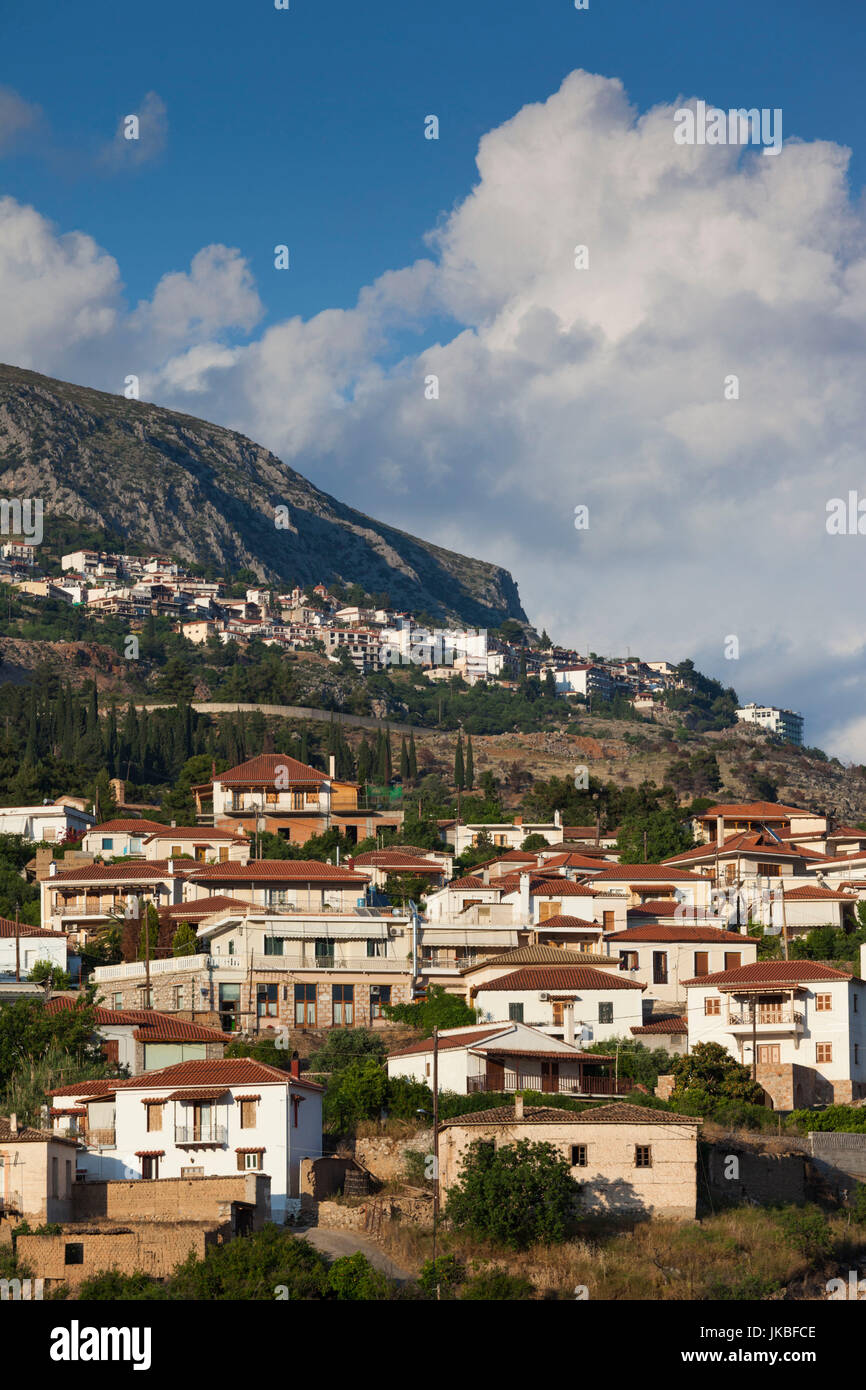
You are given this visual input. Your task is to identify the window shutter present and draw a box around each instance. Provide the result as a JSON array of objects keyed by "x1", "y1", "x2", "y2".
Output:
[{"x1": 237, "y1": 1151, "x2": 245, "y2": 1171}]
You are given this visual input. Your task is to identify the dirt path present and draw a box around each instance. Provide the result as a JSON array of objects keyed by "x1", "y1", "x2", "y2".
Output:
[{"x1": 293, "y1": 1225, "x2": 412, "y2": 1282}]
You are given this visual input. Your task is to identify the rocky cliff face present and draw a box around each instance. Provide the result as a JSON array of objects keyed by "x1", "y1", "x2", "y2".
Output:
[{"x1": 0, "y1": 363, "x2": 527, "y2": 626}]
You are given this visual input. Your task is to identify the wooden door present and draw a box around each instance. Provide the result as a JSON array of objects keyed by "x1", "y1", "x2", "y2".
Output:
[
  {"x1": 486, "y1": 1058, "x2": 505, "y2": 1090},
  {"x1": 757, "y1": 1044, "x2": 780, "y2": 1065},
  {"x1": 541, "y1": 1061, "x2": 559, "y2": 1094}
]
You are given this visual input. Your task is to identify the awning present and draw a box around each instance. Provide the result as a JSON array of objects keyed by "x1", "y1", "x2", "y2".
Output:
[{"x1": 135, "y1": 1150, "x2": 165, "y2": 1158}]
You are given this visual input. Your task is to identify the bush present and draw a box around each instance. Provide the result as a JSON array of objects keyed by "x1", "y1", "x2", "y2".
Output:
[
  {"x1": 706, "y1": 1273, "x2": 784, "y2": 1301},
  {"x1": 384, "y1": 985, "x2": 476, "y2": 1031},
  {"x1": 326, "y1": 1252, "x2": 392, "y2": 1300},
  {"x1": 460, "y1": 1269, "x2": 535, "y2": 1300},
  {"x1": 309, "y1": 1029, "x2": 386, "y2": 1075},
  {"x1": 445, "y1": 1138, "x2": 579, "y2": 1250},
  {"x1": 418, "y1": 1254, "x2": 466, "y2": 1299},
  {"x1": 323, "y1": 1058, "x2": 389, "y2": 1131},
  {"x1": 775, "y1": 1207, "x2": 834, "y2": 1260}
]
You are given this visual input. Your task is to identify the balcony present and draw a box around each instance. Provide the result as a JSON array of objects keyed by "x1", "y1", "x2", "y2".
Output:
[
  {"x1": 82, "y1": 1128, "x2": 116, "y2": 1148},
  {"x1": 466, "y1": 1072, "x2": 631, "y2": 1097},
  {"x1": 0, "y1": 1192, "x2": 21, "y2": 1213},
  {"x1": 726, "y1": 1004, "x2": 804, "y2": 1032},
  {"x1": 175, "y1": 1126, "x2": 227, "y2": 1147}
]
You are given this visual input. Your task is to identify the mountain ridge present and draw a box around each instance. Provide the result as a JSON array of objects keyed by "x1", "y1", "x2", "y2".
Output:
[{"x1": 0, "y1": 363, "x2": 528, "y2": 627}]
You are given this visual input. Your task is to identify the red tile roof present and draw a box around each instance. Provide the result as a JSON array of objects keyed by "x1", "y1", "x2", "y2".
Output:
[
  {"x1": 606, "y1": 925, "x2": 759, "y2": 943},
  {"x1": 477, "y1": 966, "x2": 644, "y2": 992},
  {"x1": 698, "y1": 802, "x2": 810, "y2": 819},
  {"x1": 45, "y1": 997, "x2": 233, "y2": 1042},
  {"x1": 143, "y1": 828, "x2": 246, "y2": 842},
  {"x1": 85, "y1": 819, "x2": 167, "y2": 835},
  {"x1": 448, "y1": 876, "x2": 487, "y2": 889},
  {"x1": 158, "y1": 896, "x2": 252, "y2": 920},
  {"x1": 534, "y1": 913, "x2": 600, "y2": 929},
  {"x1": 215, "y1": 754, "x2": 326, "y2": 787},
  {"x1": 190, "y1": 861, "x2": 368, "y2": 883},
  {"x1": 52, "y1": 1057, "x2": 322, "y2": 1096},
  {"x1": 388, "y1": 1026, "x2": 508, "y2": 1058},
  {"x1": 50, "y1": 861, "x2": 176, "y2": 882},
  {"x1": 0, "y1": 917, "x2": 66, "y2": 939},
  {"x1": 683, "y1": 961, "x2": 853, "y2": 989},
  {"x1": 587, "y1": 865, "x2": 705, "y2": 882},
  {"x1": 440, "y1": 1102, "x2": 699, "y2": 1128},
  {"x1": 631, "y1": 1016, "x2": 688, "y2": 1036},
  {"x1": 782, "y1": 885, "x2": 853, "y2": 901}
]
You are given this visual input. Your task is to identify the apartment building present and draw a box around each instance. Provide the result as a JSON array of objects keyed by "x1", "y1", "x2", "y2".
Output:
[
  {"x1": 604, "y1": 925, "x2": 760, "y2": 1007},
  {"x1": 736, "y1": 703, "x2": 804, "y2": 745}
]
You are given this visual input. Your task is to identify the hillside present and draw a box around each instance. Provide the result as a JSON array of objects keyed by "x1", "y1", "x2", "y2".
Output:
[{"x1": 0, "y1": 364, "x2": 526, "y2": 627}]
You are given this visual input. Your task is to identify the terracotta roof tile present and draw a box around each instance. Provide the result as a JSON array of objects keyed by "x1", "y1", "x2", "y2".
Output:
[
  {"x1": 440, "y1": 1102, "x2": 700, "y2": 1127},
  {"x1": 476, "y1": 965, "x2": 644, "y2": 991},
  {"x1": 631, "y1": 1015, "x2": 689, "y2": 1035},
  {"x1": 189, "y1": 861, "x2": 368, "y2": 883},
  {"x1": 215, "y1": 754, "x2": 326, "y2": 787},
  {"x1": 607, "y1": 925, "x2": 759, "y2": 943},
  {"x1": 683, "y1": 960, "x2": 853, "y2": 989}
]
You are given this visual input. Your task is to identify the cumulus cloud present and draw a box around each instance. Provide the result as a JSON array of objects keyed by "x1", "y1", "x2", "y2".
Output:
[
  {"x1": 3, "y1": 70, "x2": 866, "y2": 756},
  {"x1": 0, "y1": 87, "x2": 43, "y2": 155}
]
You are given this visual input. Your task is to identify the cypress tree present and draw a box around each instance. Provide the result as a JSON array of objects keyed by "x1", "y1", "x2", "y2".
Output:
[
  {"x1": 408, "y1": 732, "x2": 417, "y2": 783},
  {"x1": 465, "y1": 734, "x2": 474, "y2": 790},
  {"x1": 400, "y1": 736, "x2": 410, "y2": 784},
  {"x1": 454, "y1": 733, "x2": 465, "y2": 791}
]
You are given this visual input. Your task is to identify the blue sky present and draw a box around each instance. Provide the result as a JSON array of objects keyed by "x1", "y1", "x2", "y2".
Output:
[
  {"x1": 3, "y1": 0, "x2": 866, "y2": 758},
  {"x1": 4, "y1": 0, "x2": 863, "y2": 324}
]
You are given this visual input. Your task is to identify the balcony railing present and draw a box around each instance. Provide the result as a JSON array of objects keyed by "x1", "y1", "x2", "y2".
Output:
[
  {"x1": 466, "y1": 1074, "x2": 631, "y2": 1097},
  {"x1": 82, "y1": 1128, "x2": 116, "y2": 1147},
  {"x1": 727, "y1": 1005, "x2": 804, "y2": 1027},
  {"x1": 175, "y1": 1126, "x2": 227, "y2": 1146},
  {"x1": 0, "y1": 1192, "x2": 22, "y2": 1213}
]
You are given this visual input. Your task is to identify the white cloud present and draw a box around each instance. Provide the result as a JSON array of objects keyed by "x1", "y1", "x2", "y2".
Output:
[
  {"x1": 100, "y1": 91, "x2": 168, "y2": 169},
  {"x1": 3, "y1": 70, "x2": 866, "y2": 755},
  {"x1": 0, "y1": 87, "x2": 42, "y2": 154}
]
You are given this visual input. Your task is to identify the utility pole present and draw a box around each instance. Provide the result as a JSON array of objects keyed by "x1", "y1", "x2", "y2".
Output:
[
  {"x1": 779, "y1": 882, "x2": 789, "y2": 962},
  {"x1": 14, "y1": 905, "x2": 20, "y2": 983},
  {"x1": 751, "y1": 1006, "x2": 757, "y2": 1082},
  {"x1": 432, "y1": 1026, "x2": 440, "y2": 1301},
  {"x1": 141, "y1": 896, "x2": 152, "y2": 1009}
]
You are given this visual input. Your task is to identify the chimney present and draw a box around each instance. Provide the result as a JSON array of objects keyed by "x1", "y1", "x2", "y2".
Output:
[
  {"x1": 514, "y1": 815, "x2": 522, "y2": 827},
  {"x1": 716, "y1": 815, "x2": 725, "y2": 848},
  {"x1": 49, "y1": 860, "x2": 57, "y2": 877},
  {"x1": 329, "y1": 754, "x2": 336, "y2": 779},
  {"x1": 519, "y1": 869, "x2": 531, "y2": 922},
  {"x1": 290, "y1": 1050, "x2": 301, "y2": 1079},
  {"x1": 563, "y1": 1001, "x2": 576, "y2": 1046},
  {"x1": 514, "y1": 1093, "x2": 524, "y2": 1120},
  {"x1": 9, "y1": 1114, "x2": 17, "y2": 1134}
]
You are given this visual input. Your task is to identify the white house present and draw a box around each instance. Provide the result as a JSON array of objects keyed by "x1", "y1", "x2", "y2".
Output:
[
  {"x1": 49, "y1": 1057, "x2": 323, "y2": 1219},
  {"x1": 684, "y1": 955, "x2": 866, "y2": 1108},
  {"x1": 0, "y1": 918, "x2": 68, "y2": 980},
  {"x1": 81, "y1": 819, "x2": 168, "y2": 858},
  {"x1": 0, "y1": 801, "x2": 95, "y2": 843},
  {"x1": 386, "y1": 1021, "x2": 627, "y2": 1098},
  {"x1": 604, "y1": 924, "x2": 760, "y2": 1007},
  {"x1": 45, "y1": 997, "x2": 231, "y2": 1074},
  {"x1": 466, "y1": 951, "x2": 645, "y2": 1045}
]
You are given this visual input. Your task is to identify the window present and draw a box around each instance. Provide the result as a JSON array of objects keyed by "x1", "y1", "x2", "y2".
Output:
[
  {"x1": 294, "y1": 983, "x2": 316, "y2": 1026},
  {"x1": 598, "y1": 1002, "x2": 613, "y2": 1025},
  {"x1": 619, "y1": 951, "x2": 638, "y2": 971},
  {"x1": 257, "y1": 983, "x2": 278, "y2": 1018},
  {"x1": 141, "y1": 1155, "x2": 160, "y2": 1179},
  {"x1": 724, "y1": 952, "x2": 741, "y2": 970},
  {"x1": 139, "y1": 986, "x2": 154, "y2": 1008},
  {"x1": 146, "y1": 1103, "x2": 163, "y2": 1133},
  {"x1": 705, "y1": 997, "x2": 721, "y2": 1016},
  {"x1": 219, "y1": 847, "x2": 229, "y2": 862},
  {"x1": 634, "y1": 1145, "x2": 652, "y2": 1168},
  {"x1": 171, "y1": 845, "x2": 182, "y2": 858},
  {"x1": 172, "y1": 985, "x2": 184, "y2": 1011},
  {"x1": 263, "y1": 936, "x2": 284, "y2": 956},
  {"x1": 51, "y1": 1156, "x2": 58, "y2": 1198},
  {"x1": 240, "y1": 1099, "x2": 258, "y2": 1129},
  {"x1": 244, "y1": 1151, "x2": 262, "y2": 1170},
  {"x1": 552, "y1": 1001, "x2": 564, "y2": 1026},
  {"x1": 366, "y1": 939, "x2": 387, "y2": 958},
  {"x1": 64, "y1": 1243, "x2": 84, "y2": 1266},
  {"x1": 315, "y1": 939, "x2": 334, "y2": 967},
  {"x1": 65, "y1": 1160, "x2": 72, "y2": 1195},
  {"x1": 370, "y1": 985, "x2": 391, "y2": 1019},
  {"x1": 111, "y1": 992, "x2": 122, "y2": 1010},
  {"x1": 101, "y1": 838, "x2": 114, "y2": 850},
  {"x1": 652, "y1": 951, "x2": 668, "y2": 985},
  {"x1": 757, "y1": 863, "x2": 781, "y2": 878},
  {"x1": 227, "y1": 939, "x2": 236, "y2": 956},
  {"x1": 237, "y1": 1150, "x2": 264, "y2": 1170},
  {"x1": 724, "y1": 863, "x2": 737, "y2": 884},
  {"x1": 508, "y1": 1003, "x2": 524, "y2": 1022},
  {"x1": 815, "y1": 994, "x2": 832, "y2": 1012},
  {"x1": 757, "y1": 1044, "x2": 780, "y2": 1065},
  {"x1": 816, "y1": 1043, "x2": 833, "y2": 1064},
  {"x1": 693, "y1": 951, "x2": 709, "y2": 977},
  {"x1": 602, "y1": 911, "x2": 615, "y2": 930},
  {"x1": 332, "y1": 984, "x2": 354, "y2": 1026},
  {"x1": 571, "y1": 1145, "x2": 588, "y2": 1167}
]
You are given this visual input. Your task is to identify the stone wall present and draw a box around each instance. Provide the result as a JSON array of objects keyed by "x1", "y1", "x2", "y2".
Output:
[
  {"x1": 70, "y1": 1173, "x2": 270, "y2": 1226},
  {"x1": 351, "y1": 1130, "x2": 433, "y2": 1183},
  {"x1": 807, "y1": 1132, "x2": 866, "y2": 1194},
  {"x1": 17, "y1": 1223, "x2": 218, "y2": 1289},
  {"x1": 702, "y1": 1143, "x2": 807, "y2": 1206},
  {"x1": 316, "y1": 1194, "x2": 433, "y2": 1235}
]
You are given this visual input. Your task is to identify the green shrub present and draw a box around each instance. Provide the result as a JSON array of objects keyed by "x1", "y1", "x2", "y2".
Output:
[
  {"x1": 418, "y1": 1254, "x2": 466, "y2": 1299},
  {"x1": 775, "y1": 1207, "x2": 834, "y2": 1260},
  {"x1": 445, "y1": 1138, "x2": 579, "y2": 1250},
  {"x1": 460, "y1": 1269, "x2": 535, "y2": 1300}
]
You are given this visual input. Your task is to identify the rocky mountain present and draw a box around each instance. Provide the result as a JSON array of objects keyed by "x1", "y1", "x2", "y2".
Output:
[{"x1": 0, "y1": 364, "x2": 527, "y2": 627}]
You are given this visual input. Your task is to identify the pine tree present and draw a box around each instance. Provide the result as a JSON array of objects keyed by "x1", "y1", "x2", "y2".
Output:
[
  {"x1": 465, "y1": 735, "x2": 474, "y2": 790},
  {"x1": 454, "y1": 733, "x2": 465, "y2": 791}
]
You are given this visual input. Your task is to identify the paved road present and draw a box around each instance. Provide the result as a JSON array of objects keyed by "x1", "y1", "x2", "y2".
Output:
[{"x1": 293, "y1": 1225, "x2": 411, "y2": 1282}]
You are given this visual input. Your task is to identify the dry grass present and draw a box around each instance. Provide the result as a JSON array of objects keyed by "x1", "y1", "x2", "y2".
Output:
[{"x1": 367, "y1": 1204, "x2": 866, "y2": 1300}]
